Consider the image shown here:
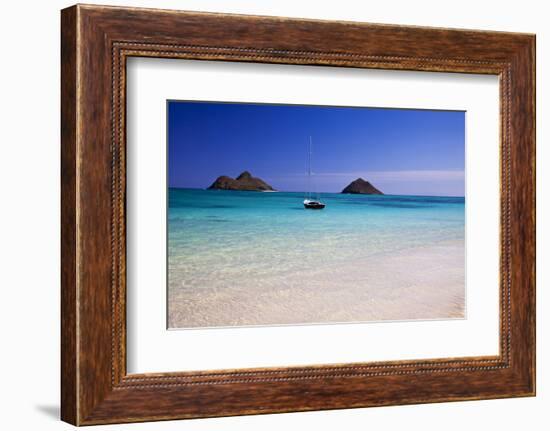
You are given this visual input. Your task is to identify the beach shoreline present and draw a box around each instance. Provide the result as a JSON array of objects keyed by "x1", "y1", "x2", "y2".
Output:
[{"x1": 168, "y1": 239, "x2": 465, "y2": 329}]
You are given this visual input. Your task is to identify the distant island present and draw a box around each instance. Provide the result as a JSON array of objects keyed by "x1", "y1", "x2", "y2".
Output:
[
  {"x1": 342, "y1": 178, "x2": 383, "y2": 195},
  {"x1": 207, "y1": 171, "x2": 276, "y2": 191}
]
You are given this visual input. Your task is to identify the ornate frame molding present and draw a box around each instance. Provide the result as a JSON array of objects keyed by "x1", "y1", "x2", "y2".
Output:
[{"x1": 61, "y1": 5, "x2": 535, "y2": 425}]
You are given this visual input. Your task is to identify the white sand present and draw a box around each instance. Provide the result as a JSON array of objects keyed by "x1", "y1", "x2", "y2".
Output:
[{"x1": 168, "y1": 240, "x2": 465, "y2": 328}]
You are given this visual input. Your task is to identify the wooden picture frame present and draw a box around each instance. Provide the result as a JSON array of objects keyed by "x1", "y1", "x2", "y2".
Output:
[{"x1": 61, "y1": 4, "x2": 535, "y2": 425}]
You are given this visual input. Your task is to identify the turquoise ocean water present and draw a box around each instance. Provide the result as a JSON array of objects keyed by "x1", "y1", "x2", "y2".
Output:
[{"x1": 168, "y1": 189, "x2": 465, "y2": 301}]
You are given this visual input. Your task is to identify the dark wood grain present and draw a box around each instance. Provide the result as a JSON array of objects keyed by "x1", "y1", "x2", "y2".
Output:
[
  {"x1": 61, "y1": 4, "x2": 536, "y2": 425},
  {"x1": 60, "y1": 6, "x2": 78, "y2": 425}
]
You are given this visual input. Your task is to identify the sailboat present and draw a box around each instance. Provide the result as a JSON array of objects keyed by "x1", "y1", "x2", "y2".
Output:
[{"x1": 303, "y1": 137, "x2": 326, "y2": 210}]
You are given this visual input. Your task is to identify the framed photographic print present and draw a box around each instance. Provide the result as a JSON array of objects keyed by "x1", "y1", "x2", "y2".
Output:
[{"x1": 61, "y1": 4, "x2": 535, "y2": 425}]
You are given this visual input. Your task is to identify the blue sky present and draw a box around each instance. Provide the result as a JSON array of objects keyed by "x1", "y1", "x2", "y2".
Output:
[{"x1": 168, "y1": 101, "x2": 465, "y2": 196}]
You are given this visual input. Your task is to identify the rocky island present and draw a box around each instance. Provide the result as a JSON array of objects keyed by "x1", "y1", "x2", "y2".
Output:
[
  {"x1": 341, "y1": 178, "x2": 383, "y2": 195},
  {"x1": 207, "y1": 171, "x2": 275, "y2": 191}
]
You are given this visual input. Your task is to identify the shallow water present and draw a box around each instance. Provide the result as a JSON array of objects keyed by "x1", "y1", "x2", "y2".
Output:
[{"x1": 168, "y1": 188, "x2": 465, "y2": 328}]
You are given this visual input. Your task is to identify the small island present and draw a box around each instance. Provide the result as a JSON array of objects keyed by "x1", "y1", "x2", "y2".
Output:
[
  {"x1": 207, "y1": 171, "x2": 275, "y2": 191},
  {"x1": 341, "y1": 178, "x2": 383, "y2": 195}
]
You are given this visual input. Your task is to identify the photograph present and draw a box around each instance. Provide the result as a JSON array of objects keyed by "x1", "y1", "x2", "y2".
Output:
[
  {"x1": 167, "y1": 101, "x2": 466, "y2": 329},
  {"x1": 16, "y1": 1, "x2": 534, "y2": 426}
]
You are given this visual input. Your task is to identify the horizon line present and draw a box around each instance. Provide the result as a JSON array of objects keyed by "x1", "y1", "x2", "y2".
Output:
[{"x1": 167, "y1": 186, "x2": 465, "y2": 199}]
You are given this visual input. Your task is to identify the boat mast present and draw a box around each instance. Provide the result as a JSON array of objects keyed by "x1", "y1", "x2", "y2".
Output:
[{"x1": 308, "y1": 136, "x2": 312, "y2": 200}]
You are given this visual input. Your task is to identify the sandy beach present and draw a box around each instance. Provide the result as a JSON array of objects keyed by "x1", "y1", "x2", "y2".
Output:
[{"x1": 168, "y1": 239, "x2": 465, "y2": 329}]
